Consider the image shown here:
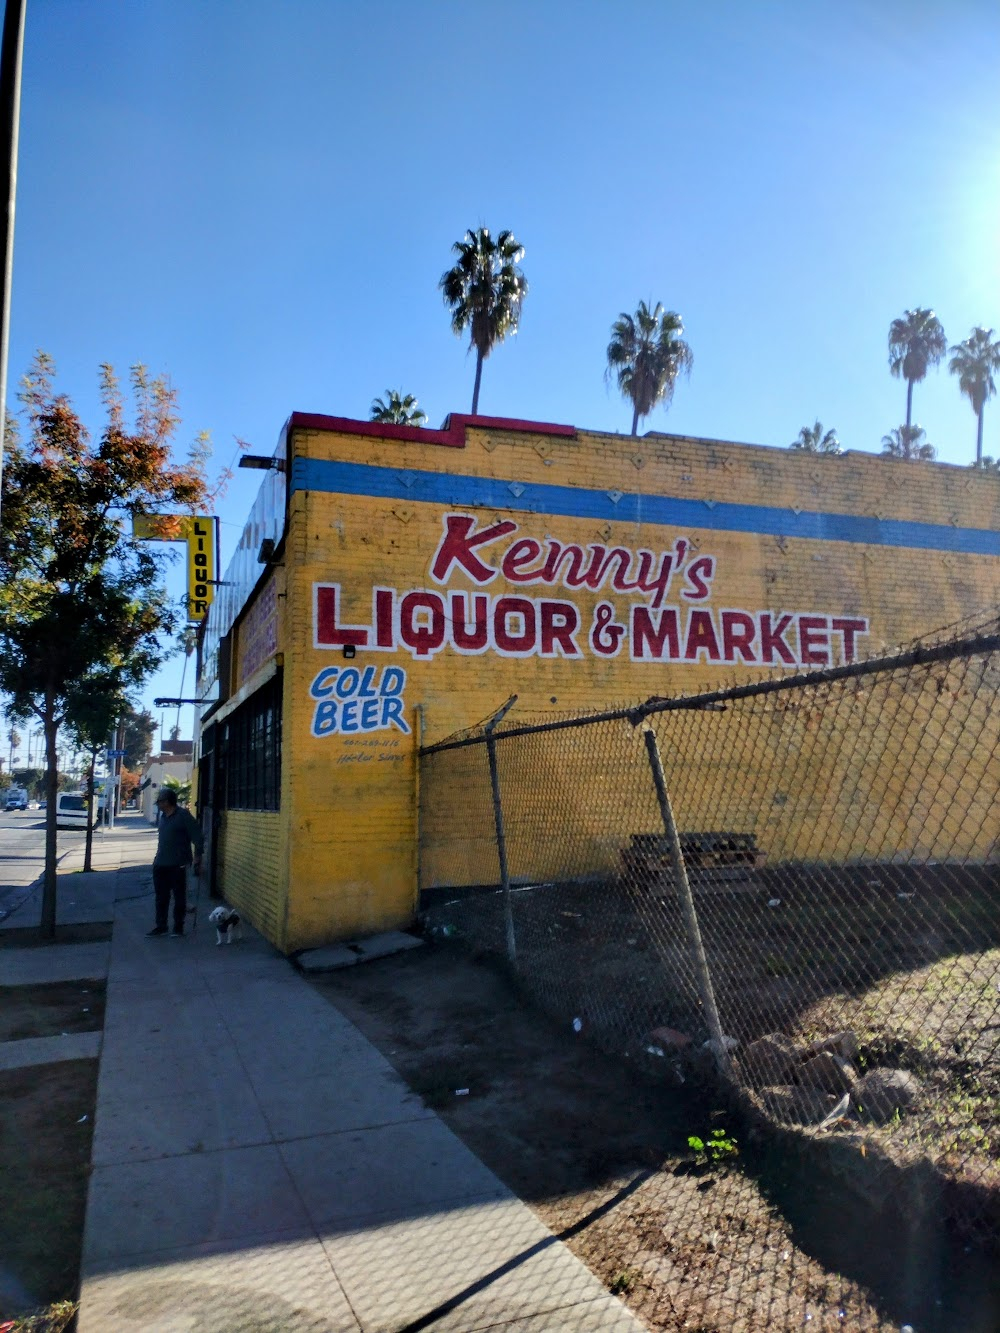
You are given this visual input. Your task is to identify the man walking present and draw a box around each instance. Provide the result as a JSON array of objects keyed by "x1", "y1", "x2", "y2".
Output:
[{"x1": 148, "y1": 789, "x2": 204, "y2": 938}]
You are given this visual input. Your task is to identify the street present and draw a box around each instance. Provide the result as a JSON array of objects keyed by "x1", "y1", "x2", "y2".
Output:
[{"x1": 0, "y1": 808, "x2": 94, "y2": 919}]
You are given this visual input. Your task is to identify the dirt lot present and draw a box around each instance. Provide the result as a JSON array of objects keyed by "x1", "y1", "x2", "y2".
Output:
[
  {"x1": 310, "y1": 939, "x2": 1000, "y2": 1332},
  {"x1": 0, "y1": 928, "x2": 108, "y2": 1327},
  {"x1": 0, "y1": 1060, "x2": 97, "y2": 1320},
  {"x1": 0, "y1": 980, "x2": 105, "y2": 1043},
  {"x1": 422, "y1": 864, "x2": 1000, "y2": 1209}
]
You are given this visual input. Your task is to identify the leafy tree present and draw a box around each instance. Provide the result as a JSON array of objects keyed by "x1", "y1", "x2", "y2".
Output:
[
  {"x1": 119, "y1": 766, "x2": 139, "y2": 807},
  {"x1": 949, "y1": 327, "x2": 1000, "y2": 466},
  {"x1": 881, "y1": 424, "x2": 936, "y2": 461},
  {"x1": 790, "y1": 421, "x2": 841, "y2": 453},
  {"x1": 65, "y1": 669, "x2": 136, "y2": 871},
  {"x1": 122, "y1": 704, "x2": 157, "y2": 769},
  {"x1": 606, "y1": 301, "x2": 693, "y2": 436},
  {"x1": 10, "y1": 767, "x2": 43, "y2": 796},
  {"x1": 971, "y1": 456, "x2": 1000, "y2": 473},
  {"x1": 888, "y1": 308, "x2": 947, "y2": 430},
  {"x1": 440, "y1": 227, "x2": 527, "y2": 415},
  {"x1": 0, "y1": 354, "x2": 210, "y2": 935},
  {"x1": 370, "y1": 390, "x2": 427, "y2": 427}
]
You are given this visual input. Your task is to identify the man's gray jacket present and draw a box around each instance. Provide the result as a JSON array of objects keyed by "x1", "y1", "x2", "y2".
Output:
[{"x1": 153, "y1": 807, "x2": 204, "y2": 868}]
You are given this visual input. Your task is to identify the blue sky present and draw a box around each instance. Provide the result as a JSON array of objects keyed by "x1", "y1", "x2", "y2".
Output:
[{"x1": 8, "y1": 0, "x2": 1000, "y2": 741}]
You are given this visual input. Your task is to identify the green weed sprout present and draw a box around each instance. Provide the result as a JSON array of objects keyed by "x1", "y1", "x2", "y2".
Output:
[{"x1": 688, "y1": 1128, "x2": 739, "y2": 1165}]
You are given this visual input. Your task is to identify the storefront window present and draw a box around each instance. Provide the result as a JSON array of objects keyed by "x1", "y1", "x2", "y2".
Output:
[{"x1": 222, "y1": 675, "x2": 282, "y2": 811}]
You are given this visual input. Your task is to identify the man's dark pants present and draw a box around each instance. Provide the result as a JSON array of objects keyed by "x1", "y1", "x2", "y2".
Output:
[{"x1": 153, "y1": 865, "x2": 187, "y2": 932}]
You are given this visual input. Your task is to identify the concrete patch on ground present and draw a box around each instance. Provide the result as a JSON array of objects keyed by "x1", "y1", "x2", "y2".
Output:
[
  {"x1": 0, "y1": 1031, "x2": 101, "y2": 1070},
  {"x1": 0, "y1": 942, "x2": 110, "y2": 986},
  {"x1": 295, "y1": 930, "x2": 423, "y2": 973}
]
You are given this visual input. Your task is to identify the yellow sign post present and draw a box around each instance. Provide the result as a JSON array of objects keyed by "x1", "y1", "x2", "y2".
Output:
[{"x1": 132, "y1": 514, "x2": 219, "y2": 622}]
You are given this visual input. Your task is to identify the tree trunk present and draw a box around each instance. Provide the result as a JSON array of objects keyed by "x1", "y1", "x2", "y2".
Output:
[
  {"x1": 471, "y1": 351, "x2": 483, "y2": 416},
  {"x1": 40, "y1": 696, "x2": 59, "y2": 938},
  {"x1": 83, "y1": 746, "x2": 96, "y2": 873},
  {"x1": 631, "y1": 402, "x2": 639, "y2": 436},
  {"x1": 905, "y1": 379, "x2": 913, "y2": 431},
  {"x1": 977, "y1": 408, "x2": 984, "y2": 466}
]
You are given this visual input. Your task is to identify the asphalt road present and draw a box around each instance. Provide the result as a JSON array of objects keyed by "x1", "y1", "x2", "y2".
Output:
[{"x1": 0, "y1": 807, "x2": 91, "y2": 918}]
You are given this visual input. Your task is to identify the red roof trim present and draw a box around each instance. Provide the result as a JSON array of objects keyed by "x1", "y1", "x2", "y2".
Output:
[{"x1": 286, "y1": 411, "x2": 576, "y2": 450}]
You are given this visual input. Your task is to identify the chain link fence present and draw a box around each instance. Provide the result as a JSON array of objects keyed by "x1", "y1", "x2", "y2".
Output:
[{"x1": 419, "y1": 617, "x2": 1000, "y2": 1286}]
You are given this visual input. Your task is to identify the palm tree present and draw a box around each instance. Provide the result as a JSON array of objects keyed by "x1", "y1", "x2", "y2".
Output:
[
  {"x1": 440, "y1": 227, "x2": 527, "y2": 415},
  {"x1": 790, "y1": 421, "x2": 841, "y2": 454},
  {"x1": 948, "y1": 327, "x2": 1000, "y2": 465},
  {"x1": 881, "y1": 424, "x2": 936, "y2": 461},
  {"x1": 370, "y1": 390, "x2": 427, "y2": 427},
  {"x1": 605, "y1": 301, "x2": 693, "y2": 436},
  {"x1": 888, "y1": 308, "x2": 947, "y2": 430}
]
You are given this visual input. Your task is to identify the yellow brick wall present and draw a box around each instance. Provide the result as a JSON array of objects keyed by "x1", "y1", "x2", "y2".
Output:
[
  {"x1": 234, "y1": 416, "x2": 1000, "y2": 947},
  {"x1": 217, "y1": 809, "x2": 286, "y2": 944},
  {"x1": 421, "y1": 663, "x2": 1000, "y2": 891}
]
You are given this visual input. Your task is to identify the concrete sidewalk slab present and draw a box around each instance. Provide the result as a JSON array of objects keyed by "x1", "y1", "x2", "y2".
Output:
[
  {"x1": 0, "y1": 941, "x2": 109, "y2": 984},
  {"x1": 253, "y1": 1066, "x2": 434, "y2": 1141},
  {"x1": 79, "y1": 1231, "x2": 361, "y2": 1333},
  {"x1": 279, "y1": 1118, "x2": 509, "y2": 1229},
  {"x1": 83, "y1": 1144, "x2": 312, "y2": 1263},
  {"x1": 91, "y1": 1083, "x2": 274, "y2": 1166},
  {"x1": 72, "y1": 815, "x2": 645, "y2": 1332},
  {"x1": 97, "y1": 1039, "x2": 252, "y2": 1103},
  {"x1": 0, "y1": 1030, "x2": 101, "y2": 1070},
  {"x1": 223, "y1": 1026, "x2": 393, "y2": 1085},
  {"x1": 317, "y1": 1198, "x2": 640, "y2": 1333}
]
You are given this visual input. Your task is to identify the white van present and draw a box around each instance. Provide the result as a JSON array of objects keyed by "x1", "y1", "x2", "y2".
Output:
[{"x1": 55, "y1": 792, "x2": 92, "y2": 829}]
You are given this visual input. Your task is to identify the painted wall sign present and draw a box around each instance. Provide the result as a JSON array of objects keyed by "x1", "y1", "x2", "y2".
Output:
[
  {"x1": 309, "y1": 665, "x2": 410, "y2": 737},
  {"x1": 312, "y1": 511, "x2": 869, "y2": 669}
]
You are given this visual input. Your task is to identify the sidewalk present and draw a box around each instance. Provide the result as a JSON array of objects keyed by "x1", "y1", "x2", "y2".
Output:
[{"x1": 3, "y1": 815, "x2": 643, "y2": 1331}]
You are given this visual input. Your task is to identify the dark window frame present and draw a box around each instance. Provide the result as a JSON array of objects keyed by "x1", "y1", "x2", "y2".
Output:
[{"x1": 221, "y1": 673, "x2": 282, "y2": 812}]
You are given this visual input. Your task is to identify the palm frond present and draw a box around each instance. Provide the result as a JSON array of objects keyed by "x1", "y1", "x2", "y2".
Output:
[
  {"x1": 888, "y1": 308, "x2": 947, "y2": 382},
  {"x1": 370, "y1": 389, "x2": 427, "y2": 427},
  {"x1": 881, "y1": 424, "x2": 936, "y2": 461},
  {"x1": 605, "y1": 301, "x2": 692, "y2": 431},
  {"x1": 439, "y1": 225, "x2": 528, "y2": 364},
  {"x1": 949, "y1": 327, "x2": 1000, "y2": 416}
]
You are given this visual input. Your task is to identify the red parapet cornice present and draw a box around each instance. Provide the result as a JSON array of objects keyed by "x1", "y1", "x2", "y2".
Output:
[{"x1": 286, "y1": 411, "x2": 576, "y2": 450}]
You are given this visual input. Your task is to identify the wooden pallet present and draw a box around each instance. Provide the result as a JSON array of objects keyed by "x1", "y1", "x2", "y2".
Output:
[{"x1": 621, "y1": 830, "x2": 765, "y2": 890}]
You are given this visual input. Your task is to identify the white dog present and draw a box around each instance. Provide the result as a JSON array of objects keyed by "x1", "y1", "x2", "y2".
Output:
[{"x1": 208, "y1": 905, "x2": 242, "y2": 946}]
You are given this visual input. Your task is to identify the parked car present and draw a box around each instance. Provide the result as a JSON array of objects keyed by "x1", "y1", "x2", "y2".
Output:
[{"x1": 55, "y1": 792, "x2": 92, "y2": 829}]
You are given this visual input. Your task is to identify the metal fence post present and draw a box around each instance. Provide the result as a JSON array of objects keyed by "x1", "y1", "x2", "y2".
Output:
[
  {"x1": 641, "y1": 722, "x2": 731, "y2": 1076},
  {"x1": 485, "y1": 730, "x2": 516, "y2": 966}
]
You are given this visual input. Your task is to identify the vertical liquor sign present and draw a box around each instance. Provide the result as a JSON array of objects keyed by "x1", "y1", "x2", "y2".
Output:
[
  {"x1": 132, "y1": 515, "x2": 219, "y2": 623},
  {"x1": 184, "y1": 517, "x2": 218, "y2": 622}
]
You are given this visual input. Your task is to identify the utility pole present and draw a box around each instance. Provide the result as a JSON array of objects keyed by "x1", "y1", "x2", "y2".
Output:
[
  {"x1": 107, "y1": 716, "x2": 125, "y2": 828},
  {"x1": 0, "y1": 0, "x2": 26, "y2": 522}
]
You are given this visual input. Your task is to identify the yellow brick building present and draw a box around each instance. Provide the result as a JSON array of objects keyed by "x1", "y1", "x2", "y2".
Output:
[{"x1": 194, "y1": 412, "x2": 1000, "y2": 953}]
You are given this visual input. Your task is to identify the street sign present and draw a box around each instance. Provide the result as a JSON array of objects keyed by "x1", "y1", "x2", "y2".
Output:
[{"x1": 107, "y1": 749, "x2": 126, "y2": 758}]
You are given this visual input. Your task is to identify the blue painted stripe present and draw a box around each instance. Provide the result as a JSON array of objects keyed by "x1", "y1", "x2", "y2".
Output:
[{"x1": 291, "y1": 457, "x2": 1000, "y2": 556}]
